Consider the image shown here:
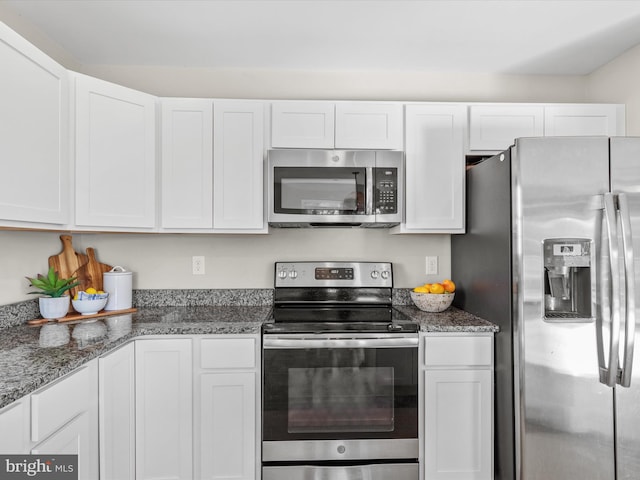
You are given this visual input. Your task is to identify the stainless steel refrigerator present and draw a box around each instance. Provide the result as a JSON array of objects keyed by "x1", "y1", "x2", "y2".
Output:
[{"x1": 452, "y1": 136, "x2": 640, "y2": 480}]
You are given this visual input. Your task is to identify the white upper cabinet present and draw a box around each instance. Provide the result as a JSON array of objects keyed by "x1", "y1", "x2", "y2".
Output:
[
  {"x1": 468, "y1": 105, "x2": 544, "y2": 151},
  {"x1": 271, "y1": 101, "x2": 403, "y2": 149},
  {"x1": 161, "y1": 98, "x2": 213, "y2": 229},
  {"x1": 213, "y1": 100, "x2": 266, "y2": 232},
  {"x1": 271, "y1": 101, "x2": 335, "y2": 148},
  {"x1": 0, "y1": 22, "x2": 69, "y2": 227},
  {"x1": 335, "y1": 102, "x2": 403, "y2": 149},
  {"x1": 396, "y1": 104, "x2": 466, "y2": 234},
  {"x1": 74, "y1": 73, "x2": 157, "y2": 230},
  {"x1": 544, "y1": 104, "x2": 625, "y2": 136}
]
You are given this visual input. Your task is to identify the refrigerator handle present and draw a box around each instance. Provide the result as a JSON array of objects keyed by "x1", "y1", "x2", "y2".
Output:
[
  {"x1": 618, "y1": 193, "x2": 636, "y2": 388},
  {"x1": 601, "y1": 193, "x2": 622, "y2": 387}
]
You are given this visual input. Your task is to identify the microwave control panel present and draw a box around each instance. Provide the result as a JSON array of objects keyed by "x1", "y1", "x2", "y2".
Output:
[{"x1": 374, "y1": 167, "x2": 398, "y2": 214}]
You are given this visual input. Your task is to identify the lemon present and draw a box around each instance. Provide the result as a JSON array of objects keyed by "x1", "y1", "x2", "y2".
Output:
[
  {"x1": 73, "y1": 293, "x2": 79, "y2": 300},
  {"x1": 85, "y1": 287, "x2": 97, "y2": 294},
  {"x1": 413, "y1": 285, "x2": 430, "y2": 293}
]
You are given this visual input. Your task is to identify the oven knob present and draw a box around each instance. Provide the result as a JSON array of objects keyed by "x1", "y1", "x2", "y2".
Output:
[
  {"x1": 289, "y1": 270, "x2": 298, "y2": 279},
  {"x1": 337, "y1": 445, "x2": 346, "y2": 454},
  {"x1": 381, "y1": 270, "x2": 390, "y2": 280},
  {"x1": 278, "y1": 270, "x2": 287, "y2": 279},
  {"x1": 371, "y1": 270, "x2": 379, "y2": 279}
]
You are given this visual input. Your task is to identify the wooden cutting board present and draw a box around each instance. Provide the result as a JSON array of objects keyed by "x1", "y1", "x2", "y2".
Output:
[
  {"x1": 48, "y1": 235, "x2": 88, "y2": 299},
  {"x1": 73, "y1": 247, "x2": 113, "y2": 293},
  {"x1": 27, "y1": 307, "x2": 137, "y2": 325}
]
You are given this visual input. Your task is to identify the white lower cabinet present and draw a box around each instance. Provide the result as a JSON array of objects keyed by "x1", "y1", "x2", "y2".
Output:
[
  {"x1": 30, "y1": 360, "x2": 99, "y2": 479},
  {"x1": 195, "y1": 336, "x2": 260, "y2": 480},
  {"x1": 99, "y1": 342, "x2": 136, "y2": 480},
  {"x1": 0, "y1": 397, "x2": 30, "y2": 453},
  {"x1": 135, "y1": 338, "x2": 193, "y2": 480},
  {"x1": 422, "y1": 333, "x2": 493, "y2": 480}
]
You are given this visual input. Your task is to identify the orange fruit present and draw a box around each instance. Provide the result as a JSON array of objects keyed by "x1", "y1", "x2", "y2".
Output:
[
  {"x1": 442, "y1": 279, "x2": 456, "y2": 293},
  {"x1": 429, "y1": 283, "x2": 445, "y2": 294}
]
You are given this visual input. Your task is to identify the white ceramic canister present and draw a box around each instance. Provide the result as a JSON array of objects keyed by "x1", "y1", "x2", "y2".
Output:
[{"x1": 103, "y1": 266, "x2": 133, "y2": 311}]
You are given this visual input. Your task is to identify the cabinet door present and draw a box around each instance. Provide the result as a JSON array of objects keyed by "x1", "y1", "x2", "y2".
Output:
[
  {"x1": 99, "y1": 342, "x2": 135, "y2": 480},
  {"x1": 136, "y1": 339, "x2": 193, "y2": 480},
  {"x1": 161, "y1": 98, "x2": 213, "y2": 229},
  {"x1": 0, "y1": 397, "x2": 29, "y2": 453},
  {"x1": 335, "y1": 102, "x2": 403, "y2": 149},
  {"x1": 271, "y1": 101, "x2": 335, "y2": 148},
  {"x1": 31, "y1": 411, "x2": 98, "y2": 479},
  {"x1": 198, "y1": 372, "x2": 256, "y2": 480},
  {"x1": 0, "y1": 23, "x2": 69, "y2": 226},
  {"x1": 213, "y1": 101, "x2": 265, "y2": 231},
  {"x1": 468, "y1": 105, "x2": 544, "y2": 151},
  {"x1": 424, "y1": 369, "x2": 493, "y2": 480},
  {"x1": 400, "y1": 104, "x2": 466, "y2": 233},
  {"x1": 75, "y1": 73, "x2": 156, "y2": 229},
  {"x1": 544, "y1": 104, "x2": 624, "y2": 136}
]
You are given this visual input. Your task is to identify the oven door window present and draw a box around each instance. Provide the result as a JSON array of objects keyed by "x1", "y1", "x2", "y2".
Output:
[
  {"x1": 288, "y1": 365, "x2": 394, "y2": 433},
  {"x1": 273, "y1": 167, "x2": 367, "y2": 215},
  {"x1": 263, "y1": 345, "x2": 417, "y2": 441}
]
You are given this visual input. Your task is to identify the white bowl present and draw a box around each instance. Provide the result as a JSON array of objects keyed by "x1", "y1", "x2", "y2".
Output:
[
  {"x1": 72, "y1": 295, "x2": 109, "y2": 315},
  {"x1": 410, "y1": 291, "x2": 455, "y2": 312}
]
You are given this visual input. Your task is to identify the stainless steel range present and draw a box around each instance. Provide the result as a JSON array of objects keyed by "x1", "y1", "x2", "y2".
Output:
[{"x1": 262, "y1": 261, "x2": 419, "y2": 480}]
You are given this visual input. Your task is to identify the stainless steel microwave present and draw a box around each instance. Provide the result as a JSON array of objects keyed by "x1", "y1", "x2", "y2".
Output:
[{"x1": 267, "y1": 149, "x2": 403, "y2": 227}]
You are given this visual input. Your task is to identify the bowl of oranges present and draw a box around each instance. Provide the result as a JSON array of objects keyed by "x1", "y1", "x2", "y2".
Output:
[{"x1": 410, "y1": 280, "x2": 456, "y2": 312}]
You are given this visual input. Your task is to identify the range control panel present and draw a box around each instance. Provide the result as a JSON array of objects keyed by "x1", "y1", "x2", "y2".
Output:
[{"x1": 275, "y1": 261, "x2": 393, "y2": 288}]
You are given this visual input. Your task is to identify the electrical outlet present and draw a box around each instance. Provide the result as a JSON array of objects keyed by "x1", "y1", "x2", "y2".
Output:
[
  {"x1": 425, "y1": 256, "x2": 438, "y2": 275},
  {"x1": 192, "y1": 256, "x2": 205, "y2": 275}
]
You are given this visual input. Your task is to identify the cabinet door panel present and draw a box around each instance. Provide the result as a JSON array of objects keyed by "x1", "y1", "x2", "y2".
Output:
[
  {"x1": 0, "y1": 23, "x2": 69, "y2": 225},
  {"x1": 198, "y1": 372, "x2": 256, "y2": 480},
  {"x1": 31, "y1": 365, "x2": 92, "y2": 442},
  {"x1": 424, "y1": 369, "x2": 493, "y2": 480},
  {"x1": 402, "y1": 104, "x2": 466, "y2": 232},
  {"x1": 161, "y1": 99, "x2": 213, "y2": 229},
  {"x1": 32, "y1": 412, "x2": 96, "y2": 479},
  {"x1": 469, "y1": 105, "x2": 543, "y2": 151},
  {"x1": 335, "y1": 102, "x2": 403, "y2": 150},
  {"x1": 0, "y1": 397, "x2": 29, "y2": 453},
  {"x1": 75, "y1": 73, "x2": 156, "y2": 229},
  {"x1": 271, "y1": 102, "x2": 334, "y2": 148},
  {"x1": 99, "y1": 342, "x2": 135, "y2": 480},
  {"x1": 136, "y1": 339, "x2": 193, "y2": 480},
  {"x1": 544, "y1": 104, "x2": 624, "y2": 136},
  {"x1": 213, "y1": 101, "x2": 265, "y2": 230}
]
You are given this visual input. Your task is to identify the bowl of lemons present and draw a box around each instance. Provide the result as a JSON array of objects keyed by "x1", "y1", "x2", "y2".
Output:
[
  {"x1": 71, "y1": 288, "x2": 109, "y2": 315},
  {"x1": 410, "y1": 280, "x2": 456, "y2": 312}
]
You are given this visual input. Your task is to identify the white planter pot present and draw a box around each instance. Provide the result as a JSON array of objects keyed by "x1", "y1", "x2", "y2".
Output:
[{"x1": 38, "y1": 296, "x2": 70, "y2": 320}]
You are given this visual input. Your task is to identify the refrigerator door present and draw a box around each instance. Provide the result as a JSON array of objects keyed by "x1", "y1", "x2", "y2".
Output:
[
  {"x1": 610, "y1": 137, "x2": 640, "y2": 479},
  {"x1": 513, "y1": 137, "x2": 615, "y2": 480}
]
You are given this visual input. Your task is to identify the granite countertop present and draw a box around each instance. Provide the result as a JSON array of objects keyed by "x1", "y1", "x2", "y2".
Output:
[{"x1": 0, "y1": 297, "x2": 497, "y2": 410}]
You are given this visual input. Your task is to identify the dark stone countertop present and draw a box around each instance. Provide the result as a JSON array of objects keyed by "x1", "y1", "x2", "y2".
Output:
[{"x1": 0, "y1": 302, "x2": 497, "y2": 410}]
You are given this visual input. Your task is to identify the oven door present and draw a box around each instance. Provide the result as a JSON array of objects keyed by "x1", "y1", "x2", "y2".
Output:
[{"x1": 262, "y1": 334, "x2": 418, "y2": 462}]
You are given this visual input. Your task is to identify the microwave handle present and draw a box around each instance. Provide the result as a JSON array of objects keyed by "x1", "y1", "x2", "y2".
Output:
[{"x1": 366, "y1": 167, "x2": 374, "y2": 215}]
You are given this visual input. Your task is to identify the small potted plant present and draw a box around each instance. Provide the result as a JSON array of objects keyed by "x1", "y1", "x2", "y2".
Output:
[{"x1": 26, "y1": 267, "x2": 80, "y2": 320}]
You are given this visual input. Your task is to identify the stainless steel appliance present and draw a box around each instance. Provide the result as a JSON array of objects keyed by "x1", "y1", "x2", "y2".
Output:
[
  {"x1": 267, "y1": 149, "x2": 403, "y2": 227},
  {"x1": 262, "y1": 261, "x2": 418, "y2": 480},
  {"x1": 452, "y1": 136, "x2": 640, "y2": 480}
]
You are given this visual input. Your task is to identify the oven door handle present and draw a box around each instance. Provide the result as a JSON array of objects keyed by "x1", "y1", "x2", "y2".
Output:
[{"x1": 263, "y1": 336, "x2": 419, "y2": 349}]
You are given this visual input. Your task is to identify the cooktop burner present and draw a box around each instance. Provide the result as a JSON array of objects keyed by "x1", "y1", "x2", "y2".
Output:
[{"x1": 266, "y1": 261, "x2": 418, "y2": 334}]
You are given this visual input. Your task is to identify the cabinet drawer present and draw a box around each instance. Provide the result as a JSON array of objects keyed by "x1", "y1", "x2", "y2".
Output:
[
  {"x1": 31, "y1": 365, "x2": 92, "y2": 442},
  {"x1": 200, "y1": 338, "x2": 256, "y2": 369},
  {"x1": 424, "y1": 335, "x2": 493, "y2": 367}
]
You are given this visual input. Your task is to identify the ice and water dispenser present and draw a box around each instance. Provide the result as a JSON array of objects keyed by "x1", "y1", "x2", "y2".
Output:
[{"x1": 543, "y1": 238, "x2": 592, "y2": 320}]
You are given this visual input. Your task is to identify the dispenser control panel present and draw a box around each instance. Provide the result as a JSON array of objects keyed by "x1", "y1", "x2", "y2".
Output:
[{"x1": 543, "y1": 238, "x2": 592, "y2": 321}]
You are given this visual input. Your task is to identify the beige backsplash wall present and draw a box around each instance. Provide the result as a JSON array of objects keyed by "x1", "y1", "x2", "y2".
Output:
[
  {"x1": 1, "y1": 9, "x2": 634, "y2": 306},
  {"x1": 1, "y1": 229, "x2": 449, "y2": 305}
]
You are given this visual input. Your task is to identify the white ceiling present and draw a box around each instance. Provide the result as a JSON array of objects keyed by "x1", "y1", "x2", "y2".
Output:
[{"x1": 4, "y1": 0, "x2": 640, "y2": 75}]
